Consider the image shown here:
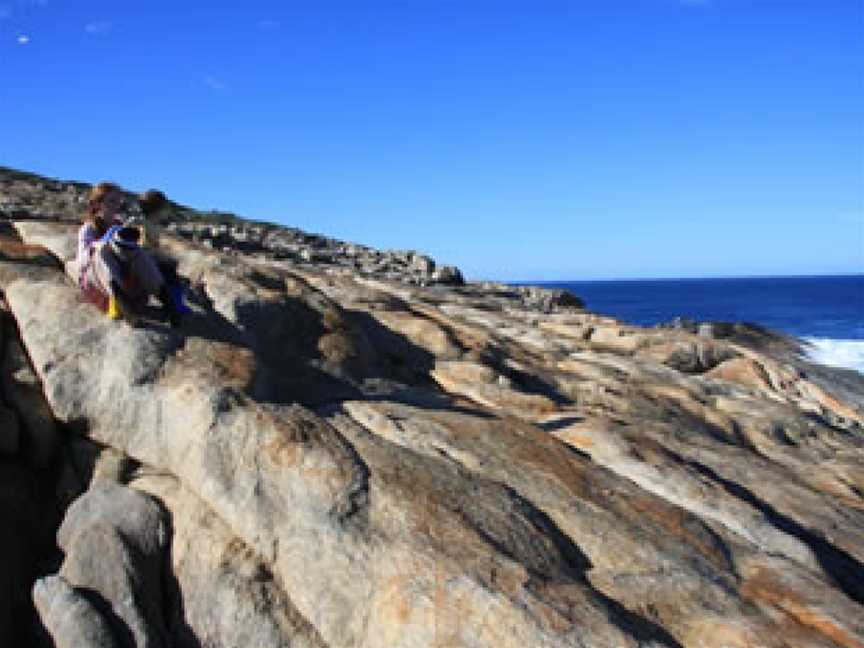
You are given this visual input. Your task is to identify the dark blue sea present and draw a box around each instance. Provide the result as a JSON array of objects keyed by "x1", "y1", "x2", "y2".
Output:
[{"x1": 531, "y1": 275, "x2": 864, "y2": 372}]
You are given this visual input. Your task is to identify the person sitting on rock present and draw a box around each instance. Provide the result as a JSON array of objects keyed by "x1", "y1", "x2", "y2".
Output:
[
  {"x1": 80, "y1": 225, "x2": 182, "y2": 327},
  {"x1": 127, "y1": 189, "x2": 190, "y2": 314},
  {"x1": 76, "y1": 182, "x2": 128, "y2": 307},
  {"x1": 76, "y1": 182, "x2": 125, "y2": 268}
]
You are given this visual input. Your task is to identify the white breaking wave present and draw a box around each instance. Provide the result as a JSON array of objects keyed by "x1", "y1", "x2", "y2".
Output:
[{"x1": 803, "y1": 337, "x2": 864, "y2": 373}]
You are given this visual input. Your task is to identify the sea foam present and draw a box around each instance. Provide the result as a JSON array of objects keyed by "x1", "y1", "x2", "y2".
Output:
[{"x1": 803, "y1": 337, "x2": 864, "y2": 373}]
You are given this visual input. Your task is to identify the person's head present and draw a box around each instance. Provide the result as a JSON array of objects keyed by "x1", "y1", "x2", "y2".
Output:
[
  {"x1": 138, "y1": 189, "x2": 168, "y2": 219},
  {"x1": 84, "y1": 182, "x2": 125, "y2": 231},
  {"x1": 109, "y1": 226, "x2": 141, "y2": 262}
]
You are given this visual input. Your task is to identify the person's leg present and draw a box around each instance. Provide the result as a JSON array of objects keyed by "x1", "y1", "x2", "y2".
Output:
[
  {"x1": 134, "y1": 251, "x2": 184, "y2": 327},
  {"x1": 130, "y1": 251, "x2": 165, "y2": 296},
  {"x1": 152, "y1": 253, "x2": 190, "y2": 315},
  {"x1": 152, "y1": 252, "x2": 179, "y2": 284}
]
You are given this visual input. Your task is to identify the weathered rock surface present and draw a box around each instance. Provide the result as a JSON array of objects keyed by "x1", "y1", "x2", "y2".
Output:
[
  {"x1": 33, "y1": 575, "x2": 122, "y2": 648},
  {"x1": 132, "y1": 473, "x2": 330, "y2": 648},
  {"x1": 2, "y1": 316, "x2": 61, "y2": 467},
  {"x1": 45, "y1": 481, "x2": 172, "y2": 648},
  {"x1": 0, "y1": 167, "x2": 862, "y2": 647}
]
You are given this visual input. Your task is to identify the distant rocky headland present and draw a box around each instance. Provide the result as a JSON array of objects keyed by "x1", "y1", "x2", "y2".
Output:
[{"x1": 1, "y1": 165, "x2": 862, "y2": 647}]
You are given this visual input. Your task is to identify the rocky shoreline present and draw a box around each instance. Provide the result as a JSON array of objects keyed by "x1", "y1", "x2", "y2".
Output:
[{"x1": 1, "y1": 166, "x2": 862, "y2": 647}]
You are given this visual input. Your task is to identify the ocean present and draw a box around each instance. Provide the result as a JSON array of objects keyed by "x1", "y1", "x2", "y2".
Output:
[{"x1": 532, "y1": 275, "x2": 864, "y2": 373}]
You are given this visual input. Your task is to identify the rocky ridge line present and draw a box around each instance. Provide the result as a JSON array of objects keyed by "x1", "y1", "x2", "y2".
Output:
[{"x1": 0, "y1": 165, "x2": 469, "y2": 288}]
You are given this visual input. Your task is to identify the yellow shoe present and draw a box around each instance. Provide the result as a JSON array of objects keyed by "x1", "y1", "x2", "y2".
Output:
[{"x1": 107, "y1": 296, "x2": 121, "y2": 320}]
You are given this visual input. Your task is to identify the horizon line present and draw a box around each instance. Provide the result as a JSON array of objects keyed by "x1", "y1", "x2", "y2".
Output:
[{"x1": 504, "y1": 272, "x2": 864, "y2": 284}]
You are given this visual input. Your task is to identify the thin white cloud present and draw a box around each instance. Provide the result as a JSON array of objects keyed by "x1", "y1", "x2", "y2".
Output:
[
  {"x1": 84, "y1": 20, "x2": 112, "y2": 35},
  {"x1": 203, "y1": 75, "x2": 227, "y2": 91},
  {"x1": 258, "y1": 19, "x2": 280, "y2": 31},
  {"x1": 16, "y1": 33, "x2": 29, "y2": 44}
]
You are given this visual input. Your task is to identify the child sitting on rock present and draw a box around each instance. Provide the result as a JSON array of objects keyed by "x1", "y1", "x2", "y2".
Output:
[
  {"x1": 127, "y1": 189, "x2": 189, "y2": 314},
  {"x1": 76, "y1": 182, "x2": 127, "y2": 306},
  {"x1": 76, "y1": 182, "x2": 125, "y2": 268}
]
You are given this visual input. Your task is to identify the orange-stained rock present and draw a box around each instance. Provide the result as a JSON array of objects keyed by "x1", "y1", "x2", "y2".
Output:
[{"x1": 706, "y1": 356, "x2": 774, "y2": 391}]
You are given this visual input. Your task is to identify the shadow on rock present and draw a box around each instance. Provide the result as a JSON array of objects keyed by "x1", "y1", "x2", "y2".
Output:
[
  {"x1": 75, "y1": 587, "x2": 138, "y2": 648},
  {"x1": 157, "y1": 504, "x2": 203, "y2": 648},
  {"x1": 686, "y1": 459, "x2": 864, "y2": 605},
  {"x1": 596, "y1": 590, "x2": 685, "y2": 648}
]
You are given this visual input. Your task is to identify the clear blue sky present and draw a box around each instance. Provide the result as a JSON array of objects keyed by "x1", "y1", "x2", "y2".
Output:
[{"x1": 2, "y1": 0, "x2": 862, "y2": 280}]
